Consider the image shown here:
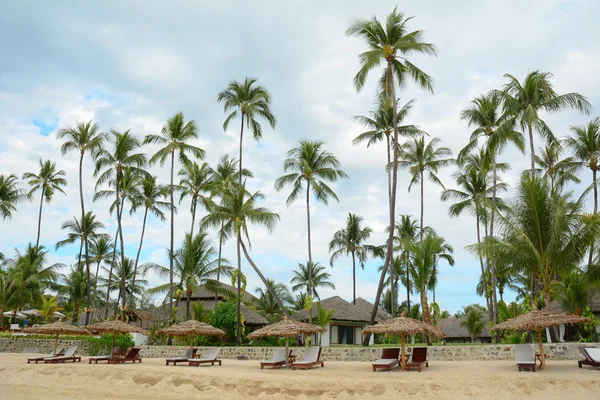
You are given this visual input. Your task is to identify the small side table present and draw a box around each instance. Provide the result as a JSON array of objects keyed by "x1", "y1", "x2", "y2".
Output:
[
  {"x1": 288, "y1": 354, "x2": 297, "y2": 366},
  {"x1": 535, "y1": 353, "x2": 548, "y2": 368}
]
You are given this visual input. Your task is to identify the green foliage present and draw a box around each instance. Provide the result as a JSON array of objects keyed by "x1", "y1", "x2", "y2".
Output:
[
  {"x1": 86, "y1": 333, "x2": 134, "y2": 356},
  {"x1": 211, "y1": 301, "x2": 239, "y2": 341},
  {"x1": 501, "y1": 332, "x2": 527, "y2": 344},
  {"x1": 578, "y1": 306, "x2": 600, "y2": 342},
  {"x1": 460, "y1": 308, "x2": 485, "y2": 341}
]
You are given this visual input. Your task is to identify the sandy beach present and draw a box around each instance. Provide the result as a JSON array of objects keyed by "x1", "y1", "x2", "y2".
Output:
[{"x1": 1, "y1": 353, "x2": 598, "y2": 400}]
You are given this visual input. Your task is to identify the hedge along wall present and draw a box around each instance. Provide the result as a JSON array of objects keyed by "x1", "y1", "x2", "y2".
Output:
[{"x1": 0, "y1": 338, "x2": 597, "y2": 361}]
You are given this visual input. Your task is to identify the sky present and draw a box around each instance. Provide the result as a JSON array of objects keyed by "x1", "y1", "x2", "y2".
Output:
[{"x1": 1, "y1": 1, "x2": 599, "y2": 313}]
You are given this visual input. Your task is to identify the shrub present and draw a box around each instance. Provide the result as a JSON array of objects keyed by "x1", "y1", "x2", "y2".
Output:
[
  {"x1": 211, "y1": 302, "x2": 238, "y2": 342},
  {"x1": 86, "y1": 333, "x2": 134, "y2": 356}
]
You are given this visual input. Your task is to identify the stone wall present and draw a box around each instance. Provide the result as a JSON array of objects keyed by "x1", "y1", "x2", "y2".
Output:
[{"x1": 0, "y1": 338, "x2": 596, "y2": 361}]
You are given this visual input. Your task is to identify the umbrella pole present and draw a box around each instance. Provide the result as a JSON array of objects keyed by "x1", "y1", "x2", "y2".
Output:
[
  {"x1": 537, "y1": 330, "x2": 546, "y2": 370},
  {"x1": 53, "y1": 333, "x2": 59, "y2": 357},
  {"x1": 401, "y1": 335, "x2": 406, "y2": 371},
  {"x1": 190, "y1": 335, "x2": 193, "y2": 353},
  {"x1": 285, "y1": 337, "x2": 289, "y2": 368},
  {"x1": 111, "y1": 334, "x2": 116, "y2": 359}
]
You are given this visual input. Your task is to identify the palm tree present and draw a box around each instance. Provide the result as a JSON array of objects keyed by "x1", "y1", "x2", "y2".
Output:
[
  {"x1": 391, "y1": 214, "x2": 420, "y2": 316},
  {"x1": 347, "y1": 9, "x2": 437, "y2": 337},
  {"x1": 202, "y1": 181, "x2": 286, "y2": 345},
  {"x1": 38, "y1": 295, "x2": 63, "y2": 322},
  {"x1": 398, "y1": 136, "x2": 453, "y2": 241},
  {"x1": 144, "y1": 112, "x2": 205, "y2": 322},
  {"x1": 427, "y1": 233, "x2": 454, "y2": 305},
  {"x1": 178, "y1": 161, "x2": 213, "y2": 236},
  {"x1": 314, "y1": 303, "x2": 334, "y2": 346},
  {"x1": 255, "y1": 279, "x2": 293, "y2": 322},
  {"x1": 57, "y1": 263, "x2": 88, "y2": 323},
  {"x1": 144, "y1": 232, "x2": 228, "y2": 320},
  {"x1": 460, "y1": 308, "x2": 485, "y2": 342},
  {"x1": 22, "y1": 160, "x2": 67, "y2": 247},
  {"x1": 290, "y1": 261, "x2": 336, "y2": 301},
  {"x1": 217, "y1": 77, "x2": 276, "y2": 185},
  {"x1": 129, "y1": 175, "x2": 170, "y2": 307},
  {"x1": 564, "y1": 117, "x2": 600, "y2": 266},
  {"x1": 274, "y1": 140, "x2": 347, "y2": 322},
  {"x1": 56, "y1": 212, "x2": 107, "y2": 255},
  {"x1": 88, "y1": 235, "x2": 114, "y2": 290},
  {"x1": 99, "y1": 257, "x2": 147, "y2": 314},
  {"x1": 377, "y1": 255, "x2": 408, "y2": 317},
  {"x1": 329, "y1": 213, "x2": 383, "y2": 304},
  {"x1": 494, "y1": 70, "x2": 591, "y2": 173},
  {"x1": 0, "y1": 173, "x2": 30, "y2": 220},
  {"x1": 57, "y1": 120, "x2": 106, "y2": 325},
  {"x1": 535, "y1": 142, "x2": 581, "y2": 191}
]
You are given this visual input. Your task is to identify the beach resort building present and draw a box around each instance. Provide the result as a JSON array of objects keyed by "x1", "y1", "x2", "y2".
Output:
[{"x1": 438, "y1": 317, "x2": 493, "y2": 343}]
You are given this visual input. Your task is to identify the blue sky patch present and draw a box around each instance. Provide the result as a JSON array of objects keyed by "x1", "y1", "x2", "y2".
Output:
[{"x1": 32, "y1": 116, "x2": 59, "y2": 136}]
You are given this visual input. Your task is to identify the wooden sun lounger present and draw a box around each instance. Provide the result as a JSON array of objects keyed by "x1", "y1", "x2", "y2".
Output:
[
  {"x1": 578, "y1": 346, "x2": 600, "y2": 369},
  {"x1": 260, "y1": 349, "x2": 292, "y2": 369},
  {"x1": 291, "y1": 347, "x2": 324, "y2": 370},
  {"x1": 188, "y1": 348, "x2": 222, "y2": 367},
  {"x1": 28, "y1": 348, "x2": 64, "y2": 364},
  {"x1": 44, "y1": 346, "x2": 81, "y2": 364},
  {"x1": 110, "y1": 347, "x2": 142, "y2": 364},
  {"x1": 372, "y1": 348, "x2": 400, "y2": 372},
  {"x1": 88, "y1": 347, "x2": 123, "y2": 364},
  {"x1": 514, "y1": 344, "x2": 536, "y2": 372},
  {"x1": 166, "y1": 348, "x2": 198, "y2": 366},
  {"x1": 406, "y1": 347, "x2": 429, "y2": 372}
]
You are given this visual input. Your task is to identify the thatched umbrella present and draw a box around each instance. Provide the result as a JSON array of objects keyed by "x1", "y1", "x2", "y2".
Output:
[
  {"x1": 492, "y1": 310, "x2": 593, "y2": 370},
  {"x1": 363, "y1": 315, "x2": 444, "y2": 370},
  {"x1": 85, "y1": 320, "x2": 150, "y2": 358},
  {"x1": 247, "y1": 317, "x2": 326, "y2": 367},
  {"x1": 157, "y1": 320, "x2": 225, "y2": 352},
  {"x1": 24, "y1": 321, "x2": 90, "y2": 356}
]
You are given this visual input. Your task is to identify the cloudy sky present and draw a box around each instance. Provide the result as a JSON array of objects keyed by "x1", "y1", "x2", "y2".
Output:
[{"x1": 1, "y1": 1, "x2": 599, "y2": 313}]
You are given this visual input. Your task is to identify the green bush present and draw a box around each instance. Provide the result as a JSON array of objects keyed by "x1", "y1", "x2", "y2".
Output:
[
  {"x1": 86, "y1": 333, "x2": 135, "y2": 356},
  {"x1": 211, "y1": 302, "x2": 238, "y2": 342}
]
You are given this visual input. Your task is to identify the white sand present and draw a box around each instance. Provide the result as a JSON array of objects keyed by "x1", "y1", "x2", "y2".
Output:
[{"x1": 2, "y1": 353, "x2": 599, "y2": 399}]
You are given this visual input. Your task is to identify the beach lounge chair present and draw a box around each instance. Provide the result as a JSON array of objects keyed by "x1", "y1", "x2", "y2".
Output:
[
  {"x1": 110, "y1": 347, "x2": 142, "y2": 364},
  {"x1": 406, "y1": 347, "x2": 429, "y2": 372},
  {"x1": 372, "y1": 348, "x2": 400, "y2": 372},
  {"x1": 514, "y1": 344, "x2": 536, "y2": 372},
  {"x1": 27, "y1": 348, "x2": 64, "y2": 364},
  {"x1": 291, "y1": 347, "x2": 324, "y2": 370},
  {"x1": 577, "y1": 346, "x2": 600, "y2": 369},
  {"x1": 188, "y1": 348, "x2": 222, "y2": 367},
  {"x1": 166, "y1": 348, "x2": 198, "y2": 366},
  {"x1": 88, "y1": 347, "x2": 123, "y2": 364},
  {"x1": 260, "y1": 348, "x2": 292, "y2": 369},
  {"x1": 44, "y1": 346, "x2": 81, "y2": 363}
]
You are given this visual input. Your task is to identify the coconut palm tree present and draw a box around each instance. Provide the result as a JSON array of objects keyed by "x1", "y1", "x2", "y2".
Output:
[
  {"x1": 99, "y1": 257, "x2": 147, "y2": 315},
  {"x1": 22, "y1": 160, "x2": 67, "y2": 247},
  {"x1": 460, "y1": 308, "x2": 485, "y2": 342},
  {"x1": 57, "y1": 120, "x2": 106, "y2": 324},
  {"x1": 314, "y1": 303, "x2": 334, "y2": 346},
  {"x1": 535, "y1": 142, "x2": 581, "y2": 192},
  {"x1": 201, "y1": 181, "x2": 286, "y2": 345},
  {"x1": 494, "y1": 70, "x2": 591, "y2": 173},
  {"x1": 57, "y1": 263, "x2": 88, "y2": 324},
  {"x1": 347, "y1": 8, "x2": 437, "y2": 336},
  {"x1": 274, "y1": 140, "x2": 347, "y2": 322},
  {"x1": 398, "y1": 136, "x2": 453, "y2": 241},
  {"x1": 329, "y1": 213, "x2": 384, "y2": 304},
  {"x1": 290, "y1": 261, "x2": 336, "y2": 301},
  {"x1": 179, "y1": 161, "x2": 213, "y2": 236},
  {"x1": 377, "y1": 256, "x2": 409, "y2": 317},
  {"x1": 564, "y1": 117, "x2": 600, "y2": 266},
  {"x1": 391, "y1": 214, "x2": 420, "y2": 315},
  {"x1": 427, "y1": 233, "x2": 455, "y2": 305},
  {"x1": 0, "y1": 173, "x2": 30, "y2": 220},
  {"x1": 56, "y1": 212, "x2": 107, "y2": 255},
  {"x1": 144, "y1": 112, "x2": 204, "y2": 322},
  {"x1": 89, "y1": 236, "x2": 114, "y2": 288},
  {"x1": 254, "y1": 279, "x2": 293, "y2": 323},
  {"x1": 217, "y1": 77, "x2": 276, "y2": 185}
]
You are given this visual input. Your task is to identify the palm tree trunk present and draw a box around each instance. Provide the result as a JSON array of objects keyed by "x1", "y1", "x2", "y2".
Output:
[
  {"x1": 351, "y1": 251, "x2": 356, "y2": 305},
  {"x1": 130, "y1": 207, "x2": 148, "y2": 309},
  {"x1": 190, "y1": 198, "x2": 197, "y2": 238},
  {"x1": 490, "y1": 156, "x2": 499, "y2": 340},
  {"x1": 387, "y1": 134, "x2": 395, "y2": 320},
  {"x1": 476, "y1": 207, "x2": 492, "y2": 321},
  {"x1": 240, "y1": 239, "x2": 289, "y2": 317},
  {"x1": 421, "y1": 291, "x2": 431, "y2": 345},
  {"x1": 588, "y1": 169, "x2": 597, "y2": 267},
  {"x1": 104, "y1": 227, "x2": 119, "y2": 319},
  {"x1": 94, "y1": 261, "x2": 101, "y2": 285},
  {"x1": 405, "y1": 251, "x2": 411, "y2": 315},
  {"x1": 366, "y1": 62, "x2": 398, "y2": 345},
  {"x1": 528, "y1": 124, "x2": 535, "y2": 174},
  {"x1": 186, "y1": 289, "x2": 191, "y2": 321},
  {"x1": 35, "y1": 188, "x2": 45, "y2": 248},
  {"x1": 236, "y1": 233, "x2": 242, "y2": 346},
  {"x1": 78, "y1": 152, "x2": 91, "y2": 326},
  {"x1": 306, "y1": 182, "x2": 313, "y2": 324},
  {"x1": 420, "y1": 172, "x2": 424, "y2": 242},
  {"x1": 169, "y1": 150, "x2": 175, "y2": 323},
  {"x1": 115, "y1": 173, "x2": 126, "y2": 313}
]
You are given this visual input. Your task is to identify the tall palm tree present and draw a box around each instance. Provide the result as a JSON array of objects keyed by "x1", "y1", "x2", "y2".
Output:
[
  {"x1": 494, "y1": 70, "x2": 591, "y2": 173},
  {"x1": 89, "y1": 236, "x2": 114, "y2": 285},
  {"x1": 22, "y1": 160, "x2": 67, "y2": 247},
  {"x1": 290, "y1": 261, "x2": 336, "y2": 301},
  {"x1": 94, "y1": 129, "x2": 146, "y2": 312},
  {"x1": 347, "y1": 9, "x2": 437, "y2": 337},
  {"x1": 144, "y1": 112, "x2": 204, "y2": 322},
  {"x1": 0, "y1": 173, "x2": 30, "y2": 220},
  {"x1": 254, "y1": 279, "x2": 293, "y2": 323},
  {"x1": 564, "y1": 117, "x2": 600, "y2": 266},
  {"x1": 56, "y1": 263, "x2": 87, "y2": 323},
  {"x1": 217, "y1": 77, "x2": 276, "y2": 185},
  {"x1": 129, "y1": 175, "x2": 170, "y2": 307},
  {"x1": 178, "y1": 161, "x2": 213, "y2": 236},
  {"x1": 274, "y1": 140, "x2": 347, "y2": 322},
  {"x1": 57, "y1": 120, "x2": 106, "y2": 325},
  {"x1": 329, "y1": 213, "x2": 383, "y2": 304},
  {"x1": 427, "y1": 233, "x2": 455, "y2": 305},
  {"x1": 202, "y1": 181, "x2": 286, "y2": 344},
  {"x1": 391, "y1": 214, "x2": 420, "y2": 315},
  {"x1": 398, "y1": 136, "x2": 453, "y2": 241},
  {"x1": 99, "y1": 257, "x2": 147, "y2": 314},
  {"x1": 535, "y1": 142, "x2": 580, "y2": 191},
  {"x1": 56, "y1": 212, "x2": 107, "y2": 256}
]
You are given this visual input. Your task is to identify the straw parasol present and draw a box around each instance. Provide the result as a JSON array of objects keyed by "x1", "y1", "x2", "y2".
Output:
[
  {"x1": 24, "y1": 321, "x2": 90, "y2": 356},
  {"x1": 85, "y1": 320, "x2": 150, "y2": 358},
  {"x1": 247, "y1": 317, "x2": 326, "y2": 367},
  {"x1": 157, "y1": 320, "x2": 225, "y2": 352},
  {"x1": 362, "y1": 314, "x2": 444, "y2": 370},
  {"x1": 492, "y1": 309, "x2": 593, "y2": 370}
]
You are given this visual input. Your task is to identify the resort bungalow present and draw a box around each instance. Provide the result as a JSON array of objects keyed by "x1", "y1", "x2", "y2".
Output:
[
  {"x1": 295, "y1": 296, "x2": 390, "y2": 346},
  {"x1": 439, "y1": 317, "x2": 492, "y2": 343}
]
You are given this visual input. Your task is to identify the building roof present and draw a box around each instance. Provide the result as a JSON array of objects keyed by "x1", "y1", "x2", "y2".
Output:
[
  {"x1": 354, "y1": 297, "x2": 391, "y2": 322},
  {"x1": 177, "y1": 299, "x2": 269, "y2": 326},
  {"x1": 439, "y1": 317, "x2": 492, "y2": 339},
  {"x1": 589, "y1": 290, "x2": 600, "y2": 313},
  {"x1": 179, "y1": 282, "x2": 258, "y2": 303},
  {"x1": 295, "y1": 296, "x2": 387, "y2": 323}
]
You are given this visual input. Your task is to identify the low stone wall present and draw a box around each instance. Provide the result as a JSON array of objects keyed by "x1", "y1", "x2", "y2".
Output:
[{"x1": 1, "y1": 338, "x2": 596, "y2": 361}]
